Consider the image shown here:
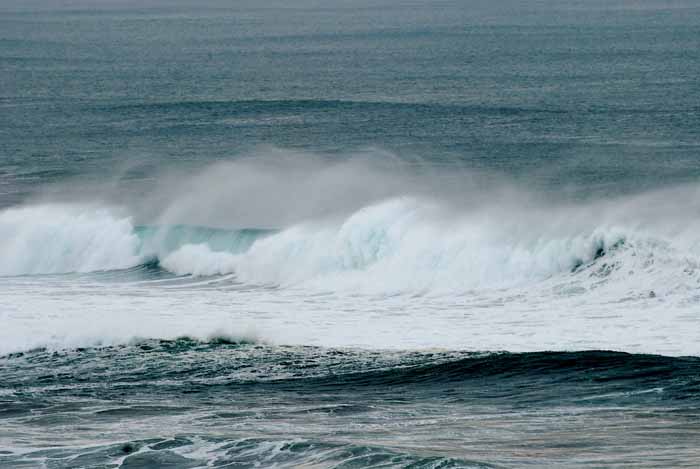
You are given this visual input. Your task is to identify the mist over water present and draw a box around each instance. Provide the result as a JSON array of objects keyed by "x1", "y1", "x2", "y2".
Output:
[{"x1": 2, "y1": 1, "x2": 700, "y2": 467}]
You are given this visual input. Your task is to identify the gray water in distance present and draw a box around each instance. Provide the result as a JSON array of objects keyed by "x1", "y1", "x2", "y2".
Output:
[{"x1": 1, "y1": 1, "x2": 700, "y2": 467}]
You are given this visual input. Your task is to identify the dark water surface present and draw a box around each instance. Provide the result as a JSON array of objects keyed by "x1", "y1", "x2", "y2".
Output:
[{"x1": 2, "y1": 340, "x2": 700, "y2": 468}]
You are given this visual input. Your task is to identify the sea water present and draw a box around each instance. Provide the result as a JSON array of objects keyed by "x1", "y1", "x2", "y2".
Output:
[{"x1": 1, "y1": 1, "x2": 700, "y2": 467}]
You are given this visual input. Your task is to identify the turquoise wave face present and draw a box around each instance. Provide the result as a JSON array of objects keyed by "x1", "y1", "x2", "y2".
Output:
[{"x1": 134, "y1": 224, "x2": 275, "y2": 259}]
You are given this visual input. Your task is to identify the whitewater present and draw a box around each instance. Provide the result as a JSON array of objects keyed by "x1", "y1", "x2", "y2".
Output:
[{"x1": 2, "y1": 165, "x2": 699, "y2": 356}]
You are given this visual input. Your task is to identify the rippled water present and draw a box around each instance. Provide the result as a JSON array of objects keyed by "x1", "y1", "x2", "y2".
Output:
[{"x1": 2, "y1": 340, "x2": 700, "y2": 468}]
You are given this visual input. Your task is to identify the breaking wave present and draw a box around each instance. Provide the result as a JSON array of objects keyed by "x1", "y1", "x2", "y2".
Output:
[
  {"x1": 1, "y1": 192, "x2": 699, "y2": 295},
  {"x1": 0, "y1": 204, "x2": 142, "y2": 276}
]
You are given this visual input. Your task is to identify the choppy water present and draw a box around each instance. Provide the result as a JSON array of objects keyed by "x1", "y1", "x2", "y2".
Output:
[
  {"x1": 2, "y1": 0, "x2": 700, "y2": 467},
  {"x1": 2, "y1": 340, "x2": 700, "y2": 468}
]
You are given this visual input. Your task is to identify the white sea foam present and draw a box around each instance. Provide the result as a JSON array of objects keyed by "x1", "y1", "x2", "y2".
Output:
[
  {"x1": 190, "y1": 197, "x2": 629, "y2": 292},
  {"x1": 161, "y1": 243, "x2": 238, "y2": 277},
  {"x1": 0, "y1": 204, "x2": 142, "y2": 276},
  {"x1": 155, "y1": 196, "x2": 689, "y2": 299},
  {"x1": 3, "y1": 178, "x2": 700, "y2": 356}
]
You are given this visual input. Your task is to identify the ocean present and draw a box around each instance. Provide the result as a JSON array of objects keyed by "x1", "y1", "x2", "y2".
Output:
[{"x1": 1, "y1": 0, "x2": 700, "y2": 467}]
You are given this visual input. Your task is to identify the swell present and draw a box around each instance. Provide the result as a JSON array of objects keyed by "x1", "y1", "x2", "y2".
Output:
[
  {"x1": 3, "y1": 342, "x2": 699, "y2": 404},
  {"x1": 304, "y1": 351, "x2": 700, "y2": 392}
]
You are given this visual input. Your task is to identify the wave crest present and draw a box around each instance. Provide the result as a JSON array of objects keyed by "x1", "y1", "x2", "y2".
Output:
[
  {"x1": 1, "y1": 197, "x2": 695, "y2": 297},
  {"x1": 0, "y1": 204, "x2": 141, "y2": 276},
  {"x1": 161, "y1": 197, "x2": 630, "y2": 292}
]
